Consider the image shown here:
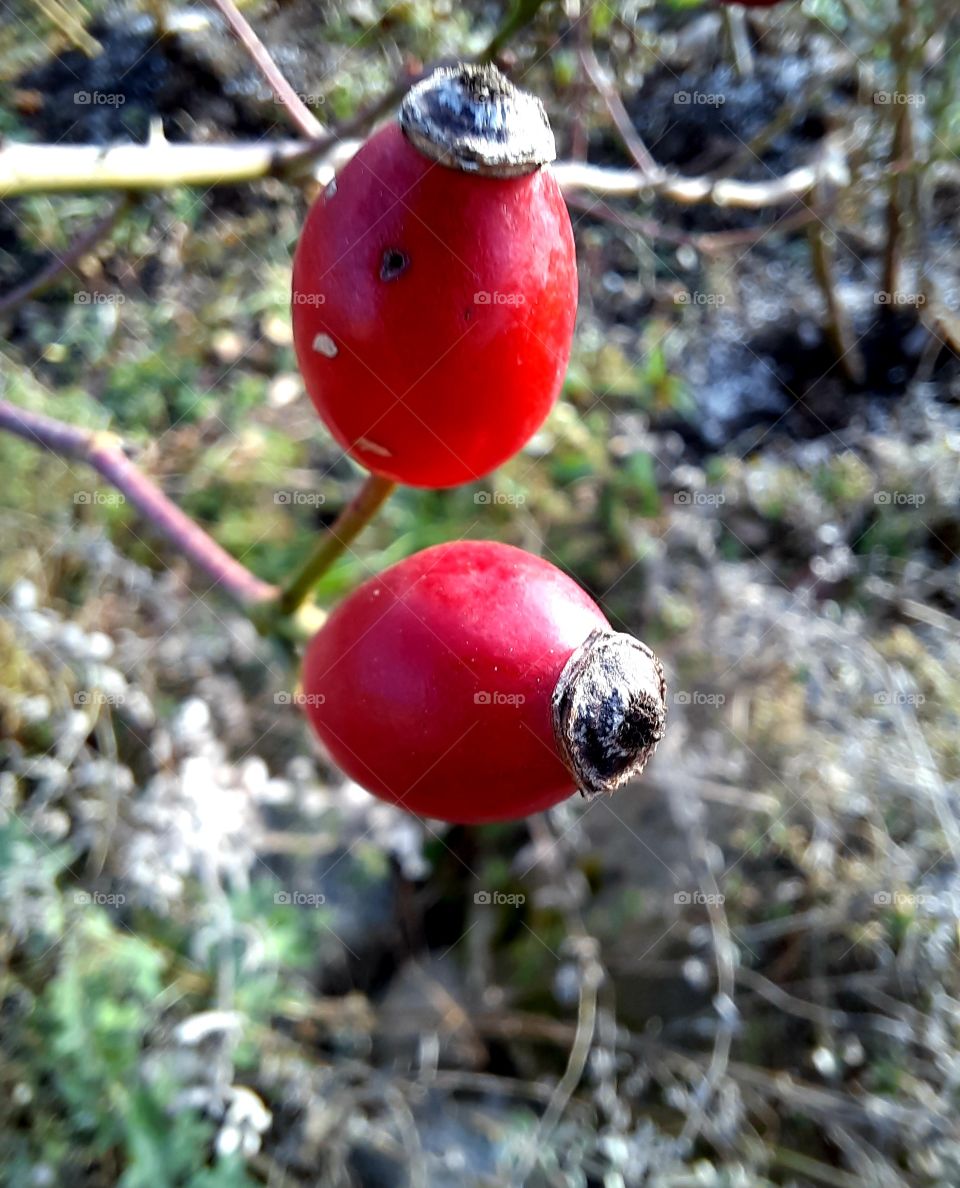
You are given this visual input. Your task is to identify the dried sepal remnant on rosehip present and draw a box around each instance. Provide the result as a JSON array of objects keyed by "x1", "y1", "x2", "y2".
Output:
[
  {"x1": 552, "y1": 630, "x2": 666, "y2": 798},
  {"x1": 399, "y1": 63, "x2": 557, "y2": 176},
  {"x1": 291, "y1": 62, "x2": 578, "y2": 489},
  {"x1": 300, "y1": 541, "x2": 666, "y2": 824}
]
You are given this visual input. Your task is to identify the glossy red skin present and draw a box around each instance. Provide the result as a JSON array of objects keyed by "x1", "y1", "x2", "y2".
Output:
[
  {"x1": 292, "y1": 123, "x2": 578, "y2": 489},
  {"x1": 301, "y1": 541, "x2": 608, "y2": 823}
]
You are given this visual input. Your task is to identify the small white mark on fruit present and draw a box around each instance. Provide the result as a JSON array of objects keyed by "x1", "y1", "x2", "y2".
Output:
[
  {"x1": 325, "y1": 178, "x2": 337, "y2": 199},
  {"x1": 356, "y1": 436, "x2": 392, "y2": 457},
  {"x1": 313, "y1": 333, "x2": 338, "y2": 357}
]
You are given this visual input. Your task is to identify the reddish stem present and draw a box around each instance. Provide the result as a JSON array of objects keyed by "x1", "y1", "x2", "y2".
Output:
[
  {"x1": 578, "y1": 43, "x2": 660, "y2": 179},
  {"x1": 210, "y1": 0, "x2": 324, "y2": 140},
  {"x1": 0, "y1": 400, "x2": 277, "y2": 607}
]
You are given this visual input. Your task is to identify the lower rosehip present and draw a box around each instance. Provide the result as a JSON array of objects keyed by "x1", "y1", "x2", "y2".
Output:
[{"x1": 300, "y1": 541, "x2": 666, "y2": 823}]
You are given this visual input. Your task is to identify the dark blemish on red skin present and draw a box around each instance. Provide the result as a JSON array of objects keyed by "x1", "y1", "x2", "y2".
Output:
[{"x1": 380, "y1": 249, "x2": 410, "y2": 281}]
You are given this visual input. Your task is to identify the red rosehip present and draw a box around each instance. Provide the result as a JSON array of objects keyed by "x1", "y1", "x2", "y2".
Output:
[
  {"x1": 292, "y1": 64, "x2": 578, "y2": 489},
  {"x1": 301, "y1": 541, "x2": 666, "y2": 824}
]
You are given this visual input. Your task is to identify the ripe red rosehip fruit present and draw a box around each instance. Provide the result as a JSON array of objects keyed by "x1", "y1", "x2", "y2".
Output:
[
  {"x1": 301, "y1": 541, "x2": 666, "y2": 824},
  {"x1": 292, "y1": 64, "x2": 578, "y2": 489}
]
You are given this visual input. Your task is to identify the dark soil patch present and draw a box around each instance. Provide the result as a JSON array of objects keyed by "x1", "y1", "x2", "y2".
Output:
[{"x1": 17, "y1": 23, "x2": 283, "y2": 145}]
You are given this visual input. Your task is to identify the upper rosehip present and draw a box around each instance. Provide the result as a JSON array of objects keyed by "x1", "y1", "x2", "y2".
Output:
[
  {"x1": 301, "y1": 541, "x2": 666, "y2": 823},
  {"x1": 291, "y1": 64, "x2": 578, "y2": 489}
]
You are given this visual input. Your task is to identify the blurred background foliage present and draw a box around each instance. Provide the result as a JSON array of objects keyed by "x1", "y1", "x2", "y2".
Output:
[{"x1": 2, "y1": 0, "x2": 960, "y2": 1185}]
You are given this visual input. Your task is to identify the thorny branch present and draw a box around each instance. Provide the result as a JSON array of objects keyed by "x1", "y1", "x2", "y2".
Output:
[{"x1": 0, "y1": 134, "x2": 852, "y2": 209}]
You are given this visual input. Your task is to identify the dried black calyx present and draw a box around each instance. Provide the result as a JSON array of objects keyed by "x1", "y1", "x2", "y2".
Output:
[
  {"x1": 399, "y1": 62, "x2": 556, "y2": 178},
  {"x1": 380, "y1": 248, "x2": 410, "y2": 281},
  {"x1": 551, "y1": 629, "x2": 667, "y2": 798}
]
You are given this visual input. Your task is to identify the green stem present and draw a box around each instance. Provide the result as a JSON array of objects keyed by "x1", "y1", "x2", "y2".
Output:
[
  {"x1": 277, "y1": 473, "x2": 396, "y2": 615},
  {"x1": 480, "y1": 0, "x2": 550, "y2": 63},
  {"x1": 807, "y1": 186, "x2": 864, "y2": 387}
]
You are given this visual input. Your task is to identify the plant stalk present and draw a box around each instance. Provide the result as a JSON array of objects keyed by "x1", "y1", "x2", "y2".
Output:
[
  {"x1": 211, "y1": 0, "x2": 324, "y2": 140},
  {"x1": 807, "y1": 192, "x2": 864, "y2": 387},
  {"x1": 277, "y1": 474, "x2": 396, "y2": 615},
  {"x1": 882, "y1": 0, "x2": 918, "y2": 301},
  {"x1": 0, "y1": 399, "x2": 278, "y2": 607}
]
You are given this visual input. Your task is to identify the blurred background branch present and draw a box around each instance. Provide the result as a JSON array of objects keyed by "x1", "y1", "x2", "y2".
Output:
[{"x1": 0, "y1": 398, "x2": 279, "y2": 606}]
